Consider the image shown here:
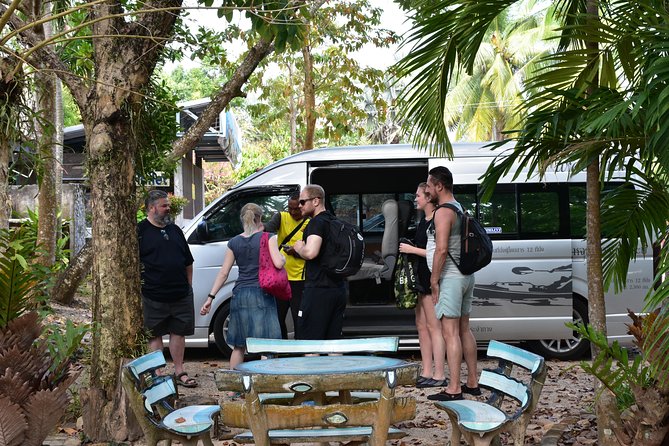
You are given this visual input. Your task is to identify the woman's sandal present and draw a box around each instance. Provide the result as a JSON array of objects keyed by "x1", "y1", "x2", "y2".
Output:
[{"x1": 175, "y1": 372, "x2": 198, "y2": 388}]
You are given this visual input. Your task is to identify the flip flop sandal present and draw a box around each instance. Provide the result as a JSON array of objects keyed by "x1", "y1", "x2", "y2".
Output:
[{"x1": 175, "y1": 372, "x2": 198, "y2": 388}]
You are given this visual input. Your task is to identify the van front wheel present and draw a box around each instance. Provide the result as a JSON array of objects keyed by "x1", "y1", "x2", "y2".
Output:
[
  {"x1": 530, "y1": 298, "x2": 590, "y2": 360},
  {"x1": 212, "y1": 302, "x2": 233, "y2": 357}
]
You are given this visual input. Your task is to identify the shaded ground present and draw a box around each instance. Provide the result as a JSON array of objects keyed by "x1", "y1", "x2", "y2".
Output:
[{"x1": 49, "y1": 298, "x2": 598, "y2": 445}]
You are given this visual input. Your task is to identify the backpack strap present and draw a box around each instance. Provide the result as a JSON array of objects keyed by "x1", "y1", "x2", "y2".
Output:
[
  {"x1": 432, "y1": 203, "x2": 463, "y2": 266},
  {"x1": 280, "y1": 218, "x2": 306, "y2": 247}
]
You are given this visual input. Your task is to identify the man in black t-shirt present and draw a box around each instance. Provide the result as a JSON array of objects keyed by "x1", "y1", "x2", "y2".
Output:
[
  {"x1": 293, "y1": 184, "x2": 347, "y2": 340},
  {"x1": 138, "y1": 190, "x2": 197, "y2": 387}
]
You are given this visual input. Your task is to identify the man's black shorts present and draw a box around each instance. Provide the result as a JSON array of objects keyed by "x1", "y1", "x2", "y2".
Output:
[{"x1": 142, "y1": 288, "x2": 194, "y2": 337}]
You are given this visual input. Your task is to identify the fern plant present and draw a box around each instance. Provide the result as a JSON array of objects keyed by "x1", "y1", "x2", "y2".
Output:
[
  {"x1": 569, "y1": 311, "x2": 669, "y2": 444},
  {"x1": 0, "y1": 227, "x2": 48, "y2": 328},
  {"x1": 0, "y1": 227, "x2": 86, "y2": 445}
]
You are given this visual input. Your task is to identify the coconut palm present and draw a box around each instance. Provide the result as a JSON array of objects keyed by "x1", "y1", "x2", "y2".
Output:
[{"x1": 442, "y1": 1, "x2": 558, "y2": 141}]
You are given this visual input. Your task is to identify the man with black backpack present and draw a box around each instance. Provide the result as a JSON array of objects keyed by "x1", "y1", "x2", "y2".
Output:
[
  {"x1": 425, "y1": 166, "x2": 480, "y2": 402},
  {"x1": 293, "y1": 184, "x2": 349, "y2": 340}
]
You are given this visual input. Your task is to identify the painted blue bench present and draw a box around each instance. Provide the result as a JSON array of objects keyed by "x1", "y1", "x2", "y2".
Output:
[
  {"x1": 122, "y1": 351, "x2": 220, "y2": 446},
  {"x1": 245, "y1": 336, "x2": 400, "y2": 356},
  {"x1": 435, "y1": 340, "x2": 547, "y2": 446}
]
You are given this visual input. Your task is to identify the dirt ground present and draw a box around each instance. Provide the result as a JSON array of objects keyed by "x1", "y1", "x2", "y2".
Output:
[{"x1": 50, "y1": 299, "x2": 599, "y2": 445}]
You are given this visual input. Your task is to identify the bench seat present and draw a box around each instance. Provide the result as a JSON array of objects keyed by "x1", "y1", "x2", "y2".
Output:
[
  {"x1": 234, "y1": 426, "x2": 406, "y2": 444},
  {"x1": 161, "y1": 405, "x2": 221, "y2": 436},
  {"x1": 435, "y1": 400, "x2": 507, "y2": 433}
]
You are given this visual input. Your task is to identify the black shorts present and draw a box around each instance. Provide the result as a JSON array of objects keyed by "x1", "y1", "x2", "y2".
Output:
[
  {"x1": 297, "y1": 286, "x2": 346, "y2": 340},
  {"x1": 142, "y1": 288, "x2": 195, "y2": 337}
]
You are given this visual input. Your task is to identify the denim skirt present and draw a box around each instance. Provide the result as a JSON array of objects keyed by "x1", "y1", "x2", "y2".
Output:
[{"x1": 228, "y1": 286, "x2": 281, "y2": 348}]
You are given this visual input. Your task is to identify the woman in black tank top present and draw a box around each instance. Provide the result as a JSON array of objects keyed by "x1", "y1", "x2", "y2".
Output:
[{"x1": 399, "y1": 183, "x2": 447, "y2": 388}]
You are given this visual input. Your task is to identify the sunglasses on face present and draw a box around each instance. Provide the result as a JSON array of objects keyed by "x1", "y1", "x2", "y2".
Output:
[{"x1": 299, "y1": 197, "x2": 320, "y2": 206}]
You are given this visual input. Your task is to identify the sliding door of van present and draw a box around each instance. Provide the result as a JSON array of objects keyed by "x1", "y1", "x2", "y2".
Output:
[{"x1": 309, "y1": 162, "x2": 428, "y2": 344}]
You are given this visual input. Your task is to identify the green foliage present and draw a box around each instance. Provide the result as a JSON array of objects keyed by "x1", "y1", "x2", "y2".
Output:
[
  {"x1": 133, "y1": 78, "x2": 181, "y2": 183},
  {"x1": 0, "y1": 227, "x2": 51, "y2": 328},
  {"x1": 63, "y1": 86, "x2": 81, "y2": 127},
  {"x1": 218, "y1": 0, "x2": 307, "y2": 53},
  {"x1": 159, "y1": 65, "x2": 227, "y2": 102},
  {"x1": 569, "y1": 321, "x2": 659, "y2": 413},
  {"x1": 21, "y1": 209, "x2": 71, "y2": 271},
  {"x1": 44, "y1": 319, "x2": 90, "y2": 382}
]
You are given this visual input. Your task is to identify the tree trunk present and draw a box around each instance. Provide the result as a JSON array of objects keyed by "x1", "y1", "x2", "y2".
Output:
[
  {"x1": 84, "y1": 118, "x2": 144, "y2": 442},
  {"x1": 51, "y1": 238, "x2": 92, "y2": 305},
  {"x1": 302, "y1": 43, "x2": 316, "y2": 151},
  {"x1": 35, "y1": 3, "x2": 60, "y2": 268},
  {"x1": 587, "y1": 161, "x2": 622, "y2": 445},
  {"x1": 0, "y1": 135, "x2": 8, "y2": 229}
]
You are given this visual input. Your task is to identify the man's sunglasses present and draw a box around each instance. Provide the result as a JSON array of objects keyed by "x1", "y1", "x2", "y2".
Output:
[{"x1": 299, "y1": 197, "x2": 320, "y2": 206}]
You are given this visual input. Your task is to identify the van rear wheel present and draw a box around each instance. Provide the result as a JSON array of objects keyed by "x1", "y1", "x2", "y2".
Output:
[
  {"x1": 212, "y1": 302, "x2": 233, "y2": 357},
  {"x1": 530, "y1": 298, "x2": 590, "y2": 360}
]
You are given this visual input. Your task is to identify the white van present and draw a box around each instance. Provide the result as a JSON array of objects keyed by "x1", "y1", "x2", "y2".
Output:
[{"x1": 182, "y1": 143, "x2": 654, "y2": 359}]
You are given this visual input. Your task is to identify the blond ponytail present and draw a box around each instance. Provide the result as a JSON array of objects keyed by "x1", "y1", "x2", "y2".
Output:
[{"x1": 240, "y1": 203, "x2": 263, "y2": 234}]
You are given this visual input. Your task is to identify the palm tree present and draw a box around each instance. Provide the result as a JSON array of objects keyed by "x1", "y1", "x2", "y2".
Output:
[
  {"x1": 442, "y1": 1, "x2": 557, "y2": 141},
  {"x1": 394, "y1": 0, "x2": 669, "y2": 444}
]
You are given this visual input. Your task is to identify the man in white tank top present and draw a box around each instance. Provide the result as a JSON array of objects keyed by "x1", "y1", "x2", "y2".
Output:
[{"x1": 424, "y1": 166, "x2": 479, "y2": 402}]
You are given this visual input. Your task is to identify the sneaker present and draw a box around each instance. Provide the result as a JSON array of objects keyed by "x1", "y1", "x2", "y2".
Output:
[
  {"x1": 417, "y1": 378, "x2": 448, "y2": 388},
  {"x1": 416, "y1": 375, "x2": 432, "y2": 386}
]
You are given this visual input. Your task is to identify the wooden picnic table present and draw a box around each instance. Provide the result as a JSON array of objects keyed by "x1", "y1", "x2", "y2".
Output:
[{"x1": 215, "y1": 355, "x2": 418, "y2": 445}]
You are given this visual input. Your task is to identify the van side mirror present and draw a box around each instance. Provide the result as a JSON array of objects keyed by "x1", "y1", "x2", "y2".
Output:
[{"x1": 196, "y1": 220, "x2": 210, "y2": 243}]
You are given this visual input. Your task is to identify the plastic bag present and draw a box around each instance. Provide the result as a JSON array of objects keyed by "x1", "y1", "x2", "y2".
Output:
[{"x1": 394, "y1": 253, "x2": 418, "y2": 309}]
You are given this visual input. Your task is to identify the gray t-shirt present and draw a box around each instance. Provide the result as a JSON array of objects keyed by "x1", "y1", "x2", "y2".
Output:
[
  {"x1": 227, "y1": 232, "x2": 264, "y2": 290},
  {"x1": 426, "y1": 201, "x2": 464, "y2": 278}
]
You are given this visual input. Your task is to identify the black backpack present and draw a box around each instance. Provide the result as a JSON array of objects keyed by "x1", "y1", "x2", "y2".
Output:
[
  {"x1": 320, "y1": 214, "x2": 365, "y2": 277},
  {"x1": 438, "y1": 203, "x2": 493, "y2": 275}
]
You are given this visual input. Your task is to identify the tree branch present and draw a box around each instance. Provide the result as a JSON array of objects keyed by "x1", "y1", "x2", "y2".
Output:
[
  {"x1": 169, "y1": 37, "x2": 275, "y2": 161},
  {"x1": 0, "y1": 8, "x2": 87, "y2": 106}
]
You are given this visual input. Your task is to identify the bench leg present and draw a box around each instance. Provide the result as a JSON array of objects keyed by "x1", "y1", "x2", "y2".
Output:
[
  {"x1": 369, "y1": 372, "x2": 396, "y2": 446},
  {"x1": 446, "y1": 413, "x2": 462, "y2": 446}
]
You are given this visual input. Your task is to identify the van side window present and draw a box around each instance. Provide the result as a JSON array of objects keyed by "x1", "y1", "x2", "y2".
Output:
[
  {"x1": 479, "y1": 187, "x2": 517, "y2": 235},
  {"x1": 205, "y1": 193, "x2": 291, "y2": 242},
  {"x1": 519, "y1": 190, "x2": 560, "y2": 235},
  {"x1": 362, "y1": 194, "x2": 395, "y2": 233},
  {"x1": 331, "y1": 194, "x2": 359, "y2": 227}
]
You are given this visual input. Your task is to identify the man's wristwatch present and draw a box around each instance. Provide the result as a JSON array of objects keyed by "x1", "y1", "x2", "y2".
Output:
[{"x1": 207, "y1": 293, "x2": 216, "y2": 299}]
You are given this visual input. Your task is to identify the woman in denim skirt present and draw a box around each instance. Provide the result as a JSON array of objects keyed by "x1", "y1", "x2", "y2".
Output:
[{"x1": 201, "y1": 203, "x2": 285, "y2": 368}]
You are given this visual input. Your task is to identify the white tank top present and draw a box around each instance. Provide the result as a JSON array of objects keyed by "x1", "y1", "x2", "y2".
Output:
[{"x1": 426, "y1": 201, "x2": 464, "y2": 278}]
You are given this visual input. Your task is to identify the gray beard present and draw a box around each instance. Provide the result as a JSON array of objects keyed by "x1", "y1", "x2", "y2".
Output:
[{"x1": 155, "y1": 213, "x2": 173, "y2": 226}]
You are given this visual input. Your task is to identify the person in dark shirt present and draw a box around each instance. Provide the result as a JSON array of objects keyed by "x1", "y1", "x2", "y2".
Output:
[
  {"x1": 293, "y1": 184, "x2": 347, "y2": 340},
  {"x1": 399, "y1": 182, "x2": 446, "y2": 388},
  {"x1": 138, "y1": 190, "x2": 197, "y2": 387}
]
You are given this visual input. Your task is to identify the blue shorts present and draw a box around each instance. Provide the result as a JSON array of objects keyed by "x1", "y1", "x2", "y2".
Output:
[
  {"x1": 435, "y1": 275, "x2": 475, "y2": 319},
  {"x1": 228, "y1": 286, "x2": 282, "y2": 348}
]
